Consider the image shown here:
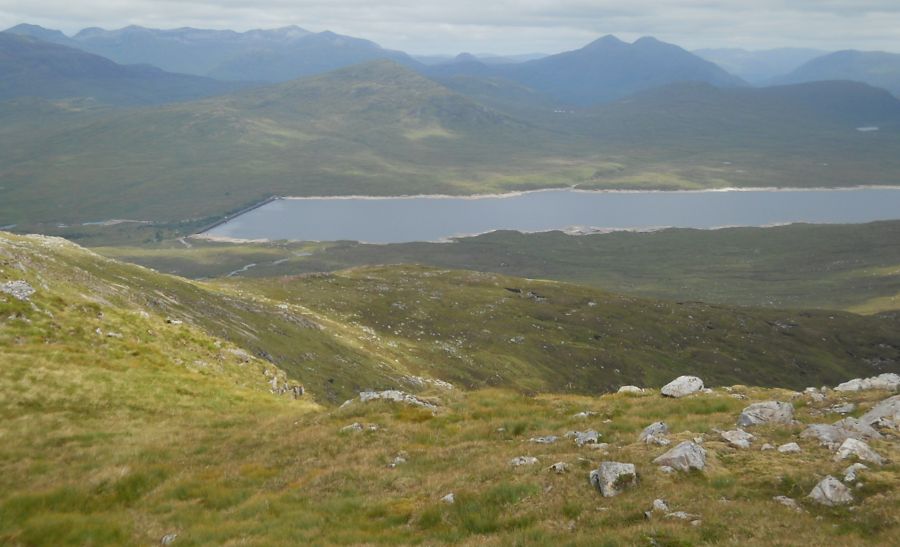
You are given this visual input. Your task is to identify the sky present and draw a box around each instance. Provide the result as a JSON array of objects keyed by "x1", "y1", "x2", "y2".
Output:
[{"x1": 1, "y1": 0, "x2": 899, "y2": 55}]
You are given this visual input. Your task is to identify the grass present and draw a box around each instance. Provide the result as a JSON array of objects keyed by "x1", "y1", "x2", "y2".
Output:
[
  {"x1": 1, "y1": 231, "x2": 899, "y2": 545},
  {"x1": 98, "y1": 221, "x2": 900, "y2": 313}
]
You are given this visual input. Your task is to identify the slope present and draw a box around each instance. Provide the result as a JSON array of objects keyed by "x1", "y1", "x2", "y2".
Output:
[
  {"x1": 775, "y1": 50, "x2": 900, "y2": 96},
  {"x1": 0, "y1": 33, "x2": 242, "y2": 105},
  {"x1": 0, "y1": 60, "x2": 586, "y2": 228},
  {"x1": 694, "y1": 47, "x2": 828, "y2": 84}
]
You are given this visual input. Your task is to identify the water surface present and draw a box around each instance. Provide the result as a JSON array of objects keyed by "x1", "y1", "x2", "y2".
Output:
[{"x1": 204, "y1": 188, "x2": 900, "y2": 243}]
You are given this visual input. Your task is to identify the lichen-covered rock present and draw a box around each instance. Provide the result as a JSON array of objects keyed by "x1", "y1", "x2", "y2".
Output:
[
  {"x1": 510, "y1": 456, "x2": 540, "y2": 467},
  {"x1": 565, "y1": 430, "x2": 599, "y2": 447},
  {"x1": 618, "y1": 386, "x2": 645, "y2": 395},
  {"x1": 721, "y1": 429, "x2": 754, "y2": 449},
  {"x1": 808, "y1": 476, "x2": 853, "y2": 506},
  {"x1": 843, "y1": 463, "x2": 868, "y2": 482},
  {"x1": 358, "y1": 390, "x2": 437, "y2": 410},
  {"x1": 834, "y1": 438, "x2": 884, "y2": 465},
  {"x1": 638, "y1": 422, "x2": 669, "y2": 443},
  {"x1": 0, "y1": 280, "x2": 35, "y2": 301},
  {"x1": 834, "y1": 374, "x2": 900, "y2": 392},
  {"x1": 652, "y1": 441, "x2": 706, "y2": 472},
  {"x1": 737, "y1": 401, "x2": 794, "y2": 427},
  {"x1": 549, "y1": 462, "x2": 569, "y2": 474},
  {"x1": 661, "y1": 376, "x2": 704, "y2": 398},
  {"x1": 590, "y1": 461, "x2": 638, "y2": 497}
]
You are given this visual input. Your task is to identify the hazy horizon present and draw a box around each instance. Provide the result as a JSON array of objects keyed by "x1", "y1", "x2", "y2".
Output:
[{"x1": 2, "y1": 1, "x2": 900, "y2": 55}]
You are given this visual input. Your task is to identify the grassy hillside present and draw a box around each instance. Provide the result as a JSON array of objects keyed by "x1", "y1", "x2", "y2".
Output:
[
  {"x1": 98, "y1": 221, "x2": 900, "y2": 313},
  {"x1": 2, "y1": 231, "x2": 899, "y2": 544}
]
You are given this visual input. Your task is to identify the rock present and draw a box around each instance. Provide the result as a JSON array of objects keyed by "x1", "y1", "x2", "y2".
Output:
[
  {"x1": 658, "y1": 466, "x2": 676, "y2": 474},
  {"x1": 833, "y1": 417, "x2": 883, "y2": 441},
  {"x1": 773, "y1": 496, "x2": 802, "y2": 512},
  {"x1": 760, "y1": 443, "x2": 775, "y2": 451},
  {"x1": 808, "y1": 476, "x2": 853, "y2": 506},
  {"x1": 529, "y1": 435, "x2": 559, "y2": 445},
  {"x1": 858, "y1": 395, "x2": 900, "y2": 431},
  {"x1": 388, "y1": 453, "x2": 407, "y2": 468},
  {"x1": 549, "y1": 462, "x2": 570, "y2": 474},
  {"x1": 341, "y1": 423, "x2": 364, "y2": 433},
  {"x1": 666, "y1": 511, "x2": 700, "y2": 521},
  {"x1": 829, "y1": 403, "x2": 856, "y2": 414},
  {"x1": 720, "y1": 429, "x2": 755, "y2": 449},
  {"x1": 638, "y1": 422, "x2": 669, "y2": 442},
  {"x1": 588, "y1": 442, "x2": 610, "y2": 451},
  {"x1": 652, "y1": 499, "x2": 670, "y2": 512},
  {"x1": 777, "y1": 442, "x2": 802, "y2": 454},
  {"x1": 834, "y1": 373, "x2": 900, "y2": 392},
  {"x1": 165, "y1": 318, "x2": 183, "y2": 325},
  {"x1": 0, "y1": 280, "x2": 35, "y2": 301},
  {"x1": 661, "y1": 376, "x2": 704, "y2": 398},
  {"x1": 737, "y1": 401, "x2": 794, "y2": 427},
  {"x1": 843, "y1": 463, "x2": 868, "y2": 482},
  {"x1": 652, "y1": 441, "x2": 706, "y2": 472},
  {"x1": 441, "y1": 493, "x2": 455, "y2": 504},
  {"x1": 566, "y1": 430, "x2": 600, "y2": 447},
  {"x1": 618, "y1": 386, "x2": 645, "y2": 394},
  {"x1": 510, "y1": 456, "x2": 540, "y2": 467},
  {"x1": 834, "y1": 438, "x2": 884, "y2": 465},
  {"x1": 160, "y1": 533, "x2": 177, "y2": 545},
  {"x1": 800, "y1": 424, "x2": 850, "y2": 449},
  {"x1": 573, "y1": 411, "x2": 597, "y2": 419},
  {"x1": 358, "y1": 390, "x2": 437, "y2": 410},
  {"x1": 590, "y1": 461, "x2": 638, "y2": 497}
]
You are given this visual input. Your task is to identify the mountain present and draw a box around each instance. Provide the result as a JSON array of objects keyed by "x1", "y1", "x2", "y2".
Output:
[
  {"x1": 426, "y1": 35, "x2": 747, "y2": 106},
  {"x1": 694, "y1": 47, "x2": 827, "y2": 84},
  {"x1": 0, "y1": 33, "x2": 244, "y2": 105},
  {"x1": 206, "y1": 30, "x2": 420, "y2": 82},
  {"x1": 4, "y1": 23, "x2": 419, "y2": 82},
  {"x1": 0, "y1": 61, "x2": 567, "y2": 226},
  {"x1": 774, "y1": 50, "x2": 900, "y2": 96},
  {"x1": 3, "y1": 22, "x2": 80, "y2": 47}
]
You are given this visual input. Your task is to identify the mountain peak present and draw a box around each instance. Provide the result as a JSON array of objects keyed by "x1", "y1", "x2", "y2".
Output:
[{"x1": 584, "y1": 35, "x2": 626, "y2": 49}]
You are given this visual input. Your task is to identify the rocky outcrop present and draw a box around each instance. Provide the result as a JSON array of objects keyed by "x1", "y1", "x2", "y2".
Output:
[
  {"x1": 652, "y1": 441, "x2": 706, "y2": 472},
  {"x1": 834, "y1": 438, "x2": 884, "y2": 465},
  {"x1": 858, "y1": 395, "x2": 900, "y2": 431},
  {"x1": 661, "y1": 376, "x2": 704, "y2": 398},
  {"x1": 0, "y1": 280, "x2": 35, "y2": 301},
  {"x1": 590, "y1": 462, "x2": 638, "y2": 497},
  {"x1": 737, "y1": 401, "x2": 794, "y2": 427},
  {"x1": 358, "y1": 390, "x2": 437, "y2": 410},
  {"x1": 834, "y1": 374, "x2": 900, "y2": 392},
  {"x1": 808, "y1": 476, "x2": 853, "y2": 506}
]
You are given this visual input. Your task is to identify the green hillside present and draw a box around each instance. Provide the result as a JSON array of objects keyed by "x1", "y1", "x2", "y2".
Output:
[{"x1": 2, "y1": 231, "x2": 898, "y2": 545}]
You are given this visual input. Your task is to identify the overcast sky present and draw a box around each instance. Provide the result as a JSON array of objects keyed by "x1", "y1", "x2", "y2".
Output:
[{"x1": 1, "y1": 1, "x2": 899, "y2": 54}]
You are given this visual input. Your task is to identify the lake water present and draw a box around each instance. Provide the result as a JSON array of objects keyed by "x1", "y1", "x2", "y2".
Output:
[{"x1": 203, "y1": 188, "x2": 900, "y2": 244}]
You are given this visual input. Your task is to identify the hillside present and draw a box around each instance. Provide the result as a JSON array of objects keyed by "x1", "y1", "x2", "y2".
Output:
[
  {"x1": 0, "y1": 61, "x2": 587, "y2": 228},
  {"x1": 4, "y1": 23, "x2": 419, "y2": 82},
  {"x1": 0, "y1": 33, "x2": 242, "y2": 105},
  {"x1": 426, "y1": 35, "x2": 746, "y2": 106},
  {"x1": 775, "y1": 50, "x2": 900, "y2": 96},
  {"x1": 104, "y1": 221, "x2": 900, "y2": 313},
  {"x1": 1, "y1": 231, "x2": 898, "y2": 544},
  {"x1": 694, "y1": 47, "x2": 827, "y2": 84}
]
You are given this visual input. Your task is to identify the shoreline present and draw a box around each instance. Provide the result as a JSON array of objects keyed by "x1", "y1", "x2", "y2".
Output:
[
  {"x1": 192, "y1": 220, "x2": 883, "y2": 246},
  {"x1": 277, "y1": 184, "x2": 900, "y2": 202}
]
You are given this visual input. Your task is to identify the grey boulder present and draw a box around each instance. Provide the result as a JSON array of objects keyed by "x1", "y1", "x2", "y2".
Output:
[
  {"x1": 661, "y1": 376, "x2": 704, "y2": 398},
  {"x1": 808, "y1": 476, "x2": 853, "y2": 506},
  {"x1": 652, "y1": 441, "x2": 707, "y2": 472},
  {"x1": 590, "y1": 461, "x2": 638, "y2": 497},
  {"x1": 737, "y1": 401, "x2": 794, "y2": 427}
]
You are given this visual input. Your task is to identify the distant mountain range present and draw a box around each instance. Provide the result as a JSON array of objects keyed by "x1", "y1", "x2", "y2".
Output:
[
  {"x1": 694, "y1": 47, "x2": 827, "y2": 84},
  {"x1": 773, "y1": 50, "x2": 900, "y2": 96},
  {"x1": 426, "y1": 35, "x2": 747, "y2": 106},
  {"x1": 0, "y1": 33, "x2": 242, "y2": 105},
  {"x1": 5, "y1": 23, "x2": 418, "y2": 83}
]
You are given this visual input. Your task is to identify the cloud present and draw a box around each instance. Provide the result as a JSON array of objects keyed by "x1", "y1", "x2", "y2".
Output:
[{"x1": 1, "y1": 0, "x2": 898, "y2": 54}]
